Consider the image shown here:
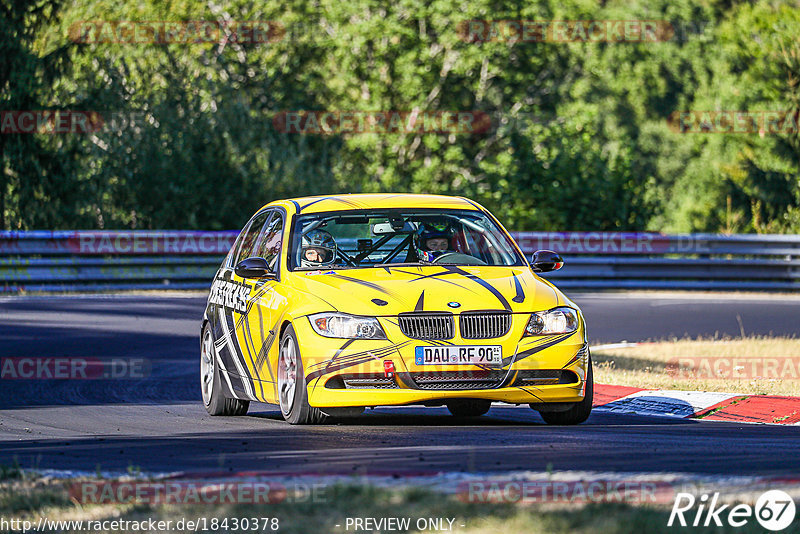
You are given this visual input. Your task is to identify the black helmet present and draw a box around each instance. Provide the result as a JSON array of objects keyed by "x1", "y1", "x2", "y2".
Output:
[{"x1": 414, "y1": 222, "x2": 452, "y2": 262}]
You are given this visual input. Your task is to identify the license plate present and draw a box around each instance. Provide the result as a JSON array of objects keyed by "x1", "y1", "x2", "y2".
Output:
[{"x1": 414, "y1": 345, "x2": 502, "y2": 366}]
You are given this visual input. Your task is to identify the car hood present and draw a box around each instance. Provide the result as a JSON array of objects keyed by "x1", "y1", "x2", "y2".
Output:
[{"x1": 288, "y1": 265, "x2": 561, "y2": 316}]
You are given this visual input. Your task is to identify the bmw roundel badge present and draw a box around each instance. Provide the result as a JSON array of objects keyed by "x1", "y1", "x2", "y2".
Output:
[{"x1": 447, "y1": 301, "x2": 461, "y2": 308}]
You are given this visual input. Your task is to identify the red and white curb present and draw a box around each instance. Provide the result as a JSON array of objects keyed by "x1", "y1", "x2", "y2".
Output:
[{"x1": 593, "y1": 384, "x2": 800, "y2": 425}]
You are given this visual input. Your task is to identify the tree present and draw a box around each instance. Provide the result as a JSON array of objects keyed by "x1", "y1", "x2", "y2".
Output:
[{"x1": 0, "y1": 0, "x2": 78, "y2": 229}]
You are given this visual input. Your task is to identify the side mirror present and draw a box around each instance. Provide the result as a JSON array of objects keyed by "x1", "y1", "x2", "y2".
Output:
[
  {"x1": 530, "y1": 250, "x2": 564, "y2": 273},
  {"x1": 235, "y1": 257, "x2": 275, "y2": 279}
]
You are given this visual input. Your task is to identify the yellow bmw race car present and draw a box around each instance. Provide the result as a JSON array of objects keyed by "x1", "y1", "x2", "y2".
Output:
[{"x1": 200, "y1": 194, "x2": 592, "y2": 425}]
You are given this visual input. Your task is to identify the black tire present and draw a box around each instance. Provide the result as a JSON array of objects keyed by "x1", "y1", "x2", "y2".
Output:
[
  {"x1": 537, "y1": 360, "x2": 593, "y2": 425},
  {"x1": 446, "y1": 399, "x2": 492, "y2": 417},
  {"x1": 201, "y1": 323, "x2": 250, "y2": 416},
  {"x1": 278, "y1": 324, "x2": 328, "y2": 425}
]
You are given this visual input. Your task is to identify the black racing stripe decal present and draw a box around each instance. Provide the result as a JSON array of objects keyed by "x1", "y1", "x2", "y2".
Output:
[
  {"x1": 495, "y1": 369, "x2": 519, "y2": 389},
  {"x1": 499, "y1": 370, "x2": 519, "y2": 388},
  {"x1": 512, "y1": 273, "x2": 525, "y2": 303},
  {"x1": 328, "y1": 273, "x2": 395, "y2": 296},
  {"x1": 232, "y1": 284, "x2": 273, "y2": 398},
  {"x1": 516, "y1": 386, "x2": 545, "y2": 402},
  {"x1": 414, "y1": 291, "x2": 424, "y2": 312},
  {"x1": 298, "y1": 197, "x2": 329, "y2": 212},
  {"x1": 256, "y1": 310, "x2": 286, "y2": 379},
  {"x1": 395, "y1": 371, "x2": 420, "y2": 390},
  {"x1": 308, "y1": 341, "x2": 408, "y2": 370},
  {"x1": 298, "y1": 196, "x2": 361, "y2": 212},
  {"x1": 379, "y1": 194, "x2": 415, "y2": 202},
  {"x1": 306, "y1": 341, "x2": 411, "y2": 381},
  {"x1": 333, "y1": 338, "x2": 356, "y2": 360},
  {"x1": 442, "y1": 265, "x2": 511, "y2": 311},
  {"x1": 221, "y1": 312, "x2": 257, "y2": 398},
  {"x1": 559, "y1": 344, "x2": 588, "y2": 369},
  {"x1": 243, "y1": 282, "x2": 275, "y2": 316},
  {"x1": 256, "y1": 330, "x2": 277, "y2": 379},
  {"x1": 460, "y1": 197, "x2": 484, "y2": 211},
  {"x1": 226, "y1": 312, "x2": 258, "y2": 384},
  {"x1": 330, "y1": 349, "x2": 397, "y2": 368},
  {"x1": 240, "y1": 306, "x2": 265, "y2": 398},
  {"x1": 562, "y1": 356, "x2": 579, "y2": 368},
  {"x1": 393, "y1": 269, "x2": 481, "y2": 293},
  {"x1": 306, "y1": 354, "x2": 373, "y2": 382},
  {"x1": 504, "y1": 333, "x2": 573, "y2": 366},
  {"x1": 561, "y1": 352, "x2": 582, "y2": 369},
  {"x1": 311, "y1": 338, "x2": 355, "y2": 378}
]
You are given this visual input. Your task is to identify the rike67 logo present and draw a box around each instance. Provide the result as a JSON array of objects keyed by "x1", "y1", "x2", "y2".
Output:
[{"x1": 669, "y1": 490, "x2": 796, "y2": 531}]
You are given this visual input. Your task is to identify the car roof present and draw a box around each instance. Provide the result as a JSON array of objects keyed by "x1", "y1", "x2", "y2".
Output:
[{"x1": 262, "y1": 194, "x2": 481, "y2": 215}]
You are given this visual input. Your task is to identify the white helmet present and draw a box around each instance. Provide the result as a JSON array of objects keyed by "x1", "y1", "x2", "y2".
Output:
[{"x1": 301, "y1": 229, "x2": 337, "y2": 267}]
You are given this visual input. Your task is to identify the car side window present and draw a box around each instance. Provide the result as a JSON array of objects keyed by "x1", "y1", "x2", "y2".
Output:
[
  {"x1": 253, "y1": 213, "x2": 283, "y2": 272},
  {"x1": 234, "y1": 210, "x2": 271, "y2": 265}
]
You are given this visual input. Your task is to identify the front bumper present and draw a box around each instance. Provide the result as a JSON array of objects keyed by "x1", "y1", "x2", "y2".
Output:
[{"x1": 295, "y1": 314, "x2": 589, "y2": 408}]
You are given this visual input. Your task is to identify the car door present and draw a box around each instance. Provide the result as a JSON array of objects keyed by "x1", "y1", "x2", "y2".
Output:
[
  {"x1": 237, "y1": 210, "x2": 288, "y2": 404},
  {"x1": 209, "y1": 209, "x2": 272, "y2": 402}
]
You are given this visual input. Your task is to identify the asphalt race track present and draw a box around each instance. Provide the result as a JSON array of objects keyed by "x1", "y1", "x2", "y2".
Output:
[{"x1": 1, "y1": 292, "x2": 799, "y2": 477}]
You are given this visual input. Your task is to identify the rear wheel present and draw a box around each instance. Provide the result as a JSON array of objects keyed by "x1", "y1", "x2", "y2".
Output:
[
  {"x1": 536, "y1": 361, "x2": 593, "y2": 425},
  {"x1": 446, "y1": 399, "x2": 492, "y2": 417},
  {"x1": 278, "y1": 324, "x2": 328, "y2": 425},
  {"x1": 201, "y1": 323, "x2": 249, "y2": 416}
]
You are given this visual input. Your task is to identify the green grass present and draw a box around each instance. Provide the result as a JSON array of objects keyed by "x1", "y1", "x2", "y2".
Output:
[{"x1": 0, "y1": 461, "x2": 21, "y2": 482}]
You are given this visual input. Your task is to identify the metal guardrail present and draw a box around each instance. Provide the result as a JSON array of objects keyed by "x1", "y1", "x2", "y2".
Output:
[
  {"x1": 516, "y1": 232, "x2": 800, "y2": 290},
  {"x1": 0, "y1": 231, "x2": 798, "y2": 292},
  {"x1": 0, "y1": 231, "x2": 236, "y2": 292}
]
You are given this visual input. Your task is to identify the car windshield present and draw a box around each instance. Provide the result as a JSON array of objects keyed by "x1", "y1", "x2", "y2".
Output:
[{"x1": 290, "y1": 209, "x2": 525, "y2": 270}]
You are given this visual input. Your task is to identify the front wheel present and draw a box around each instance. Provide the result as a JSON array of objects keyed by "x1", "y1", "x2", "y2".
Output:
[
  {"x1": 536, "y1": 361, "x2": 593, "y2": 425},
  {"x1": 201, "y1": 323, "x2": 249, "y2": 416},
  {"x1": 278, "y1": 324, "x2": 328, "y2": 425}
]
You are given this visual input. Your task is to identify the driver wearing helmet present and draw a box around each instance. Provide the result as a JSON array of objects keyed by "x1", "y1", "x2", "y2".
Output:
[
  {"x1": 415, "y1": 223, "x2": 453, "y2": 262},
  {"x1": 301, "y1": 229, "x2": 337, "y2": 268}
]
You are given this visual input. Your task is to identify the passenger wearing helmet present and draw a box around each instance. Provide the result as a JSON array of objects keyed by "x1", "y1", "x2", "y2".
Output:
[
  {"x1": 301, "y1": 229, "x2": 337, "y2": 268},
  {"x1": 415, "y1": 223, "x2": 453, "y2": 262}
]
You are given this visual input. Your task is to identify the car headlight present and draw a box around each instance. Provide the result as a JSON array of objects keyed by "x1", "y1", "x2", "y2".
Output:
[
  {"x1": 308, "y1": 312, "x2": 387, "y2": 339},
  {"x1": 524, "y1": 307, "x2": 578, "y2": 336}
]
